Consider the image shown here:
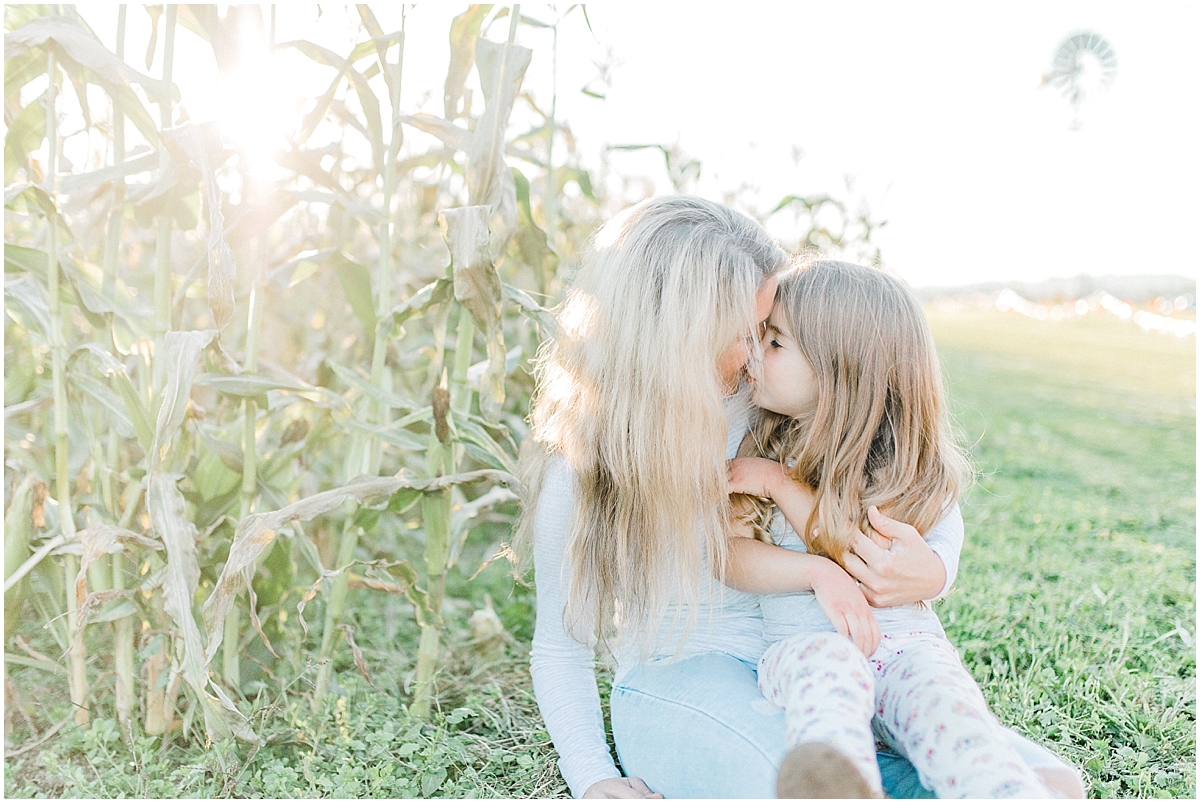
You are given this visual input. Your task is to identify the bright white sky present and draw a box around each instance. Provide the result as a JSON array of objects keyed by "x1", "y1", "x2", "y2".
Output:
[{"x1": 82, "y1": 3, "x2": 1199, "y2": 288}]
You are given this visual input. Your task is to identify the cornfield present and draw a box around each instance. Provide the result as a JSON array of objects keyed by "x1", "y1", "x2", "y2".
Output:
[{"x1": 4, "y1": 3, "x2": 874, "y2": 752}]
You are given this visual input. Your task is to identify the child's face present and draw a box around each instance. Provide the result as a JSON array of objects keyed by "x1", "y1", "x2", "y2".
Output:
[{"x1": 751, "y1": 304, "x2": 817, "y2": 417}]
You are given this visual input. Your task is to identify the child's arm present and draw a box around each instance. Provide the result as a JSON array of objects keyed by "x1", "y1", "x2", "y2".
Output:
[
  {"x1": 727, "y1": 457, "x2": 816, "y2": 539},
  {"x1": 725, "y1": 504, "x2": 881, "y2": 657},
  {"x1": 729, "y1": 457, "x2": 955, "y2": 609}
]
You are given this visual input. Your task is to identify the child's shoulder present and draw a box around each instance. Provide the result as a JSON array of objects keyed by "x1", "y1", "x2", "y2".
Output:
[{"x1": 770, "y1": 508, "x2": 807, "y2": 553}]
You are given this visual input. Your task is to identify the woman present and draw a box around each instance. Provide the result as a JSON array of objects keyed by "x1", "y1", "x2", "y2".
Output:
[{"x1": 517, "y1": 196, "x2": 1082, "y2": 798}]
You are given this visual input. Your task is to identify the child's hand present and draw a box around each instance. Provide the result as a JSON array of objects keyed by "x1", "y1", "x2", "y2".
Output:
[
  {"x1": 727, "y1": 457, "x2": 784, "y2": 499},
  {"x1": 842, "y1": 506, "x2": 947, "y2": 608},
  {"x1": 810, "y1": 560, "x2": 881, "y2": 657}
]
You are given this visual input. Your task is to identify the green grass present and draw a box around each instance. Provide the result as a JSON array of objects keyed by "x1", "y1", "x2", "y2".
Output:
[
  {"x1": 4, "y1": 308, "x2": 1195, "y2": 798},
  {"x1": 930, "y1": 308, "x2": 1196, "y2": 798}
]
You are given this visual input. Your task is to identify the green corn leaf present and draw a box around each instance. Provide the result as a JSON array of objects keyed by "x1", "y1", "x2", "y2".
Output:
[
  {"x1": 194, "y1": 372, "x2": 334, "y2": 403},
  {"x1": 510, "y1": 166, "x2": 558, "y2": 278},
  {"x1": 330, "y1": 250, "x2": 377, "y2": 348},
  {"x1": 556, "y1": 165, "x2": 597, "y2": 201},
  {"x1": 86, "y1": 597, "x2": 138, "y2": 624},
  {"x1": 4, "y1": 88, "x2": 48, "y2": 185},
  {"x1": 6, "y1": 185, "x2": 76, "y2": 245},
  {"x1": 68, "y1": 343, "x2": 153, "y2": 448},
  {"x1": 70, "y1": 376, "x2": 135, "y2": 439},
  {"x1": 175, "y1": 4, "x2": 217, "y2": 43},
  {"x1": 327, "y1": 361, "x2": 417, "y2": 412},
  {"x1": 347, "y1": 33, "x2": 404, "y2": 65},
  {"x1": 378, "y1": 277, "x2": 454, "y2": 337},
  {"x1": 465, "y1": 345, "x2": 521, "y2": 387},
  {"x1": 5, "y1": 244, "x2": 152, "y2": 336},
  {"x1": 341, "y1": 417, "x2": 427, "y2": 451},
  {"x1": 422, "y1": 487, "x2": 451, "y2": 579},
  {"x1": 291, "y1": 522, "x2": 325, "y2": 576},
  {"x1": 3, "y1": 47, "x2": 45, "y2": 96},
  {"x1": 5, "y1": 476, "x2": 37, "y2": 639},
  {"x1": 456, "y1": 416, "x2": 517, "y2": 474},
  {"x1": 193, "y1": 448, "x2": 241, "y2": 502},
  {"x1": 4, "y1": 275, "x2": 52, "y2": 339}
]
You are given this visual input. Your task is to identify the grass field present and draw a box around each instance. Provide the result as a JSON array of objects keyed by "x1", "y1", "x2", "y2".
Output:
[
  {"x1": 929, "y1": 308, "x2": 1195, "y2": 798},
  {"x1": 4, "y1": 308, "x2": 1195, "y2": 798}
]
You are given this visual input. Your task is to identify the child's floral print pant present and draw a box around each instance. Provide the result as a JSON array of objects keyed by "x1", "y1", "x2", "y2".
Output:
[{"x1": 758, "y1": 631, "x2": 1051, "y2": 798}]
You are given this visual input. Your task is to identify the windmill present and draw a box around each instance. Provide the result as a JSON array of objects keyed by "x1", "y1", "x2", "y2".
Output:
[{"x1": 1041, "y1": 31, "x2": 1118, "y2": 130}]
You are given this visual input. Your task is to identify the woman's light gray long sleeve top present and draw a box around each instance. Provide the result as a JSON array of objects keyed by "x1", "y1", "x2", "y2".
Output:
[{"x1": 527, "y1": 393, "x2": 964, "y2": 797}]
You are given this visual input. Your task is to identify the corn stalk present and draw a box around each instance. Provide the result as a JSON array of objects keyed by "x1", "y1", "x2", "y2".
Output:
[
  {"x1": 41, "y1": 45, "x2": 90, "y2": 728},
  {"x1": 311, "y1": 7, "x2": 409, "y2": 713},
  {"x1": 4, "y1": 3, "x2": 598, "y2": 746},
  {"x1": 100, "y1": 5, "x2": 138, "y2": 737}
]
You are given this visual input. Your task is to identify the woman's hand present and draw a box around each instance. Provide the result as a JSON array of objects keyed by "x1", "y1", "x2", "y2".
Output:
[
  {"x1": 810, "y1": 560, "x2": 880, "y2": 657},
  {"x1": 727, "y1": 457, "x2": 784, "y2": 499},
  {"x1": 841, "y1": 506, "x2": 947, "y2": 608},
  {"x1": 583, "y1": 778, "x2": 663, "y2": 799}
]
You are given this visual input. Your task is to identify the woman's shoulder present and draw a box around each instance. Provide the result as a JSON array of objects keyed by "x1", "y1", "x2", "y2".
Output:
[
  {"x1": 541, "y1": 452, "x2": 576, "y2": 495},
  {"x1": 533, "y1": 452, "x2": 578, "y2": 532}
]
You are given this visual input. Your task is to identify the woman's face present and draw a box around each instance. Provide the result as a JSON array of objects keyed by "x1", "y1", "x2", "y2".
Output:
[
  {"x1": 751, "y1": 303, "x2": 818, "y2": 417},
  {"x1": 717, "y1": 275, "x2": 778, "y2": 392}
]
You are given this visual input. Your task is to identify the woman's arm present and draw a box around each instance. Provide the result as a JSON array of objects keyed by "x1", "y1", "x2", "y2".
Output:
[
  {"x1": 724, "y1": 507, "x2": 880, "y2": 656},
  {"x1": 840, "y1": 504, "x2": 962, "y2": 608},
  {"x1": 531, "y1": 462, "x2": 655, "y2": 798},
  {"x1": 728, "y1": 457, "x2": 958, "y2": 610}
]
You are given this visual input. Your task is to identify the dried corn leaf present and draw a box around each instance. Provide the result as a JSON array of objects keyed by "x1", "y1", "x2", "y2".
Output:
[
  {"x1": 149, "y1": 472, "x2": 255, "y2": 743},
  {"x1": 4, "y1": 15, "x2": 164, "y2": 144},
  {"x1": 73, "y1": 524, "x2": 161, "y2": 608},
  {"x1": 68, "y1": 589, "x2": 134, "y2": 653},
  {"x1": 204, "y1": 470, "x2": 516, "y2": 654},
  {"x1": 440, "y1": 206, "x2": 505, "y2": 421},
  {"x1": 468, "y1": 37, "x2": 532, "y2": 253},
  {"x1": 4, "y1": 16, "x2": 163, "y2": 91},
  {"x1": 338, "y1": 623, "x2": 375, "y2": 688},
  {"x1": 399, "y1": 113, "x2": 471, "y2": 152},
  {"x1": 152, "y1": 330, "x2": 216, "y2": 466},
  {"x1": 164, "y1": 123, "x2": 235, "y2": 330},
  {"x1": 501, "y1": 283, "x2": 558, "y2": 337},
  {"x1": 444, "y1": 5, "x2": 492, "y2": 119}
]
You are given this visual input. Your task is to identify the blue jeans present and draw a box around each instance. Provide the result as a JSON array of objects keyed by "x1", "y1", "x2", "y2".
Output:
[{"x1": 611, "y1": 653, "x2": 1072, "y2": 799}]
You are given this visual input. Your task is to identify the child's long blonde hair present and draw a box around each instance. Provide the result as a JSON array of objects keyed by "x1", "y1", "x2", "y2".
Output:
[
  {"x1": 516, "y1": 196, "x2": 786, "y2": 652},
  {"x1": 746, "y1": 259, "x2": 971, "y2": 566}
]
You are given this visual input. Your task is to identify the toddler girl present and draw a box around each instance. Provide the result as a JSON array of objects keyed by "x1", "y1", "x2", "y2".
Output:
[{"x1": 725, "y1": 260, "x2": 1052, "y2": 798}]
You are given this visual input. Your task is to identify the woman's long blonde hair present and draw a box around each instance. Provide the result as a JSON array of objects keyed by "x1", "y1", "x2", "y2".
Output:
[
  {"x1": 747, "y1": 259, "x2": 971, "y2": 566},
  {"x1": 517, "y1": 196, "x2": 786, "y2": 652}
]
